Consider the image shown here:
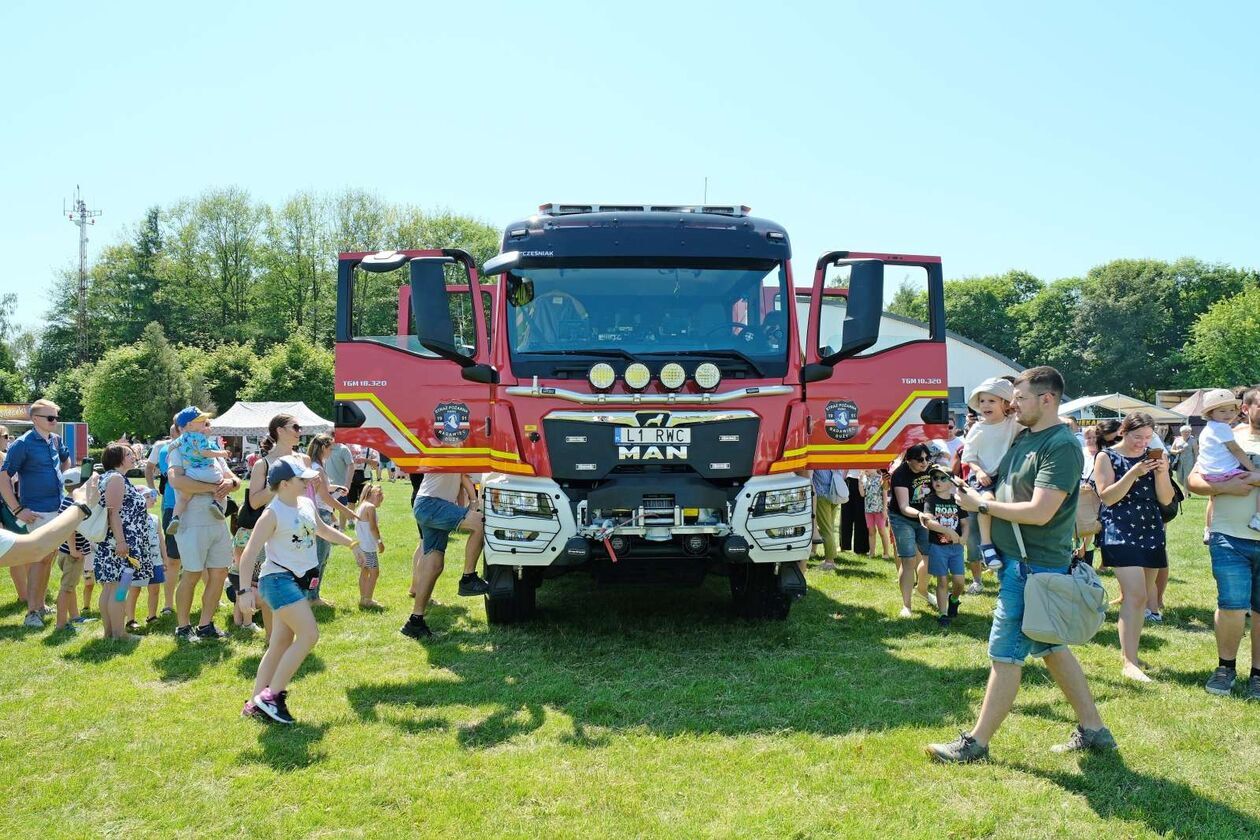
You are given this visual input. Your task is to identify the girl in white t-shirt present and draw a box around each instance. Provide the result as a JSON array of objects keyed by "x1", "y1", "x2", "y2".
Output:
[
  {"x1": 1197, "y1": 390, "x2": 1260, "y2": 535},
  {"x1": 353, "y1": 485, "x2": 385, "y2": 609},
  {"x1": 239, "y1": 456, "x2": 358, "y2": 725}
]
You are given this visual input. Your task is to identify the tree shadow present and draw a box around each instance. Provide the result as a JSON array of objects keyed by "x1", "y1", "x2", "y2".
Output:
[
  {"x1": 1010, "y1": 751, "x2": 1260, "y2": 840},
  {"x1": 151, "y1": 639, "x2": 235, "y2": 682},
  {"x1": 237, "y1": 721, "x2": 329, "y2": 772},
  {"x1": 346, "y1": 579, "x2": 992, "y2": 751},
  {"x1": 61, "y1": 636, "x2": 142, "y2": 663}
]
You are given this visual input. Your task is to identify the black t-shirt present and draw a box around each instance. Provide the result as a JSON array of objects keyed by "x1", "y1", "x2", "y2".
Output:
[
  {"x1": 890, "y1": 462, "x2": 933, "y2": 519},
  {"x1": 923, "y1": 494, "x2": 968, "y2": 545}
]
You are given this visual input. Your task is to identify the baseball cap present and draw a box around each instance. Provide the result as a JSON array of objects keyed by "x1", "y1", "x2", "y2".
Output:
[
  {"x1": 267, "y1": 455, "x2": 320, "y2": 485},
  {"x1": 1200, "y1": 388, "x2": 1241, "y2": 418},
  {"x1": 175, "y1": 405, "x2": 213, "y2": 429}
]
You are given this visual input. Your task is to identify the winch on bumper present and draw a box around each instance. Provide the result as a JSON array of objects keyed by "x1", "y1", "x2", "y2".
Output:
[{"x1": 481, "y1": 473, "x2": 813, "y2": 567}]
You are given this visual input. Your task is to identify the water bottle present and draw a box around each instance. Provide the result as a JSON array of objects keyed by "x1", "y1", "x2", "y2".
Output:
[{"x1": 115, "y1": 565, "x2": 133, "y2": 600}]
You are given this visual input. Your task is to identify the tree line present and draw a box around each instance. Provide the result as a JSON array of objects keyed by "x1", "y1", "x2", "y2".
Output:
[
  {"x1": 887, "y1": 259, "x2": 1260, "y2": 398},
  {"x1": 0, "y1": 188, "x2": 1255, "y2": 438}
]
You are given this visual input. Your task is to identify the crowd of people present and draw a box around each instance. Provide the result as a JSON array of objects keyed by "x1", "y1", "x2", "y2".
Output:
[{"x1": 2, "y1": 374, "x2": 1259, "y2": 754}]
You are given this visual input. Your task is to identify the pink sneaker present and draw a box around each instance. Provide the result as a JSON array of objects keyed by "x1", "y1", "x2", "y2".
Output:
[{"x1": 242, "y1": 699, "x2": 259, "y2": 718}]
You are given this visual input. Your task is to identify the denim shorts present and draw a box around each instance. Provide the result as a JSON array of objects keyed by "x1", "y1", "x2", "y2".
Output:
[
  {"x1": 414, "y1": 496, "x2": 469, "y2": 555},
  {"x1": 1209, "y1": 532, "x2": 1260, "y2": 612},
  {"x1": 988, "y1": 552, "x2": 1070, "y2": 664},
  {"x1": 890, "y1": 514, "x2": 928, "y2": 558},
  {"x1": 927, "y1": 543, "x2": 965, "y2": 577},
  {"x1": 259, "y1": 572, "x2": 307, "y2": 611}
]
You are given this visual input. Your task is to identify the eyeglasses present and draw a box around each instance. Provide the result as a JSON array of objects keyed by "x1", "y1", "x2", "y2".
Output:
[{"x1": 35, "y1": 414, "x2": 59, "y2": 422}]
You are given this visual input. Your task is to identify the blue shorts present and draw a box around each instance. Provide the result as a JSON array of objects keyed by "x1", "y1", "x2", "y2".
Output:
[
  {"x1": 259, "y1": 572, "x2": 307, "y2": 611},
  {"x1": 151, "y1": 561, "x2": 166, "y2": 585},
  {"x1": 927, "y1": 543, "x2": 965, "y2": 577},
  {"x1": 987, "y1": 552, "x2": 1070, "y2": 664},
  {"x1": 1209, "y1": 532, "x2": 1260, "y2": 612},
  {"x1": 414, "y1": 496, "x2": 469, "y2": 555},
  {"x1": 890, "y1": 514, "x2": 928, "y2": 559}
]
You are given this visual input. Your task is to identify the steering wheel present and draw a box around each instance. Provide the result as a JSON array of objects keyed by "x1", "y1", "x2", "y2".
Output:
[{"x1": 703, "y1": 321, "x2": 760, "y2": 343}]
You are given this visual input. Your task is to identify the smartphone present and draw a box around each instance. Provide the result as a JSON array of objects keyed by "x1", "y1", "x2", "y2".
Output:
[
  {"x1": 79, "y1": 458, "x2": 94, "y2": 483},
  {"x1": 1145, "y1": 448, "x2": 1164, "y2": 462}
]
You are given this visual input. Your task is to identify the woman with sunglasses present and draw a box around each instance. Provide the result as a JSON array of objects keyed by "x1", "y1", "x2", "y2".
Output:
[{"x1": 889, "y1": 443, "x2": 935, "y2": 617}]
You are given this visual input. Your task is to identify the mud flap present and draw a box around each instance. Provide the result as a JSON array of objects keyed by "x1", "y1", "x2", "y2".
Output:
[
  {"x1": 487, "y1": 564, "x2": 517, "y2": 599},
  {"x1": 778, "y1": 562, "x2": 806, "y2": 598}
]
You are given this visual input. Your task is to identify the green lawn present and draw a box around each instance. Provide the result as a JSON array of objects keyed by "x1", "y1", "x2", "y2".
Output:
[{"x1": 1, "y1": 491, "x2": 1257, "y2": 839}]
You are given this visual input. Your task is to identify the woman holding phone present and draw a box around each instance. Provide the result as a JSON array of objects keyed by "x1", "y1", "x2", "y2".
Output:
[{"x1": 1092, "y1": 411, "x2": 1175, "y2": 682}]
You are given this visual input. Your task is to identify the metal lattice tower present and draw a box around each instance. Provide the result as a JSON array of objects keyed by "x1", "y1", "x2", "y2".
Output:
[{"x1": 65, "y1": 186, "x2": 101, "y2": 362}]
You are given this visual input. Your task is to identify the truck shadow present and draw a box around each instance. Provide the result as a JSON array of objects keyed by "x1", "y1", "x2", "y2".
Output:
[{"x1": 346, "y1": 576, "x2": 993, "y2": 748}]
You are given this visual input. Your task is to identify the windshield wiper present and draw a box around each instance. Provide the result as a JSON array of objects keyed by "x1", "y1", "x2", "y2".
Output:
[{"x1": 639, "y1": 348, "x2": 766, "y2": 376}]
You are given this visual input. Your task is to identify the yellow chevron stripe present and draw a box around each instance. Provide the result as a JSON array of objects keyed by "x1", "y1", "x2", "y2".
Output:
[{"x1": 335, "y1": 391, "x2": 522, "y2": 462}]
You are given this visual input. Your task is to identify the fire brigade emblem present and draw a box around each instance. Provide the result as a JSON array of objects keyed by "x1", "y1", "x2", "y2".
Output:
[
  {"x1": 434, "y1": 401, "x2": 471, "y2": 444},
  {"x1": 824, "y1": 399, "x2": 859, "y2": 441}
]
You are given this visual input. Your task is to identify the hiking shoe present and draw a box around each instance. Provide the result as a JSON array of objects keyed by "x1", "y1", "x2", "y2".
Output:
[
  {"x1": 195, "y1": 622, "x2": 227, "y2": 640},
  {"x1": 1144, "y1": 609, "x2": 1163, "y2": 623},
  {"x1": 23, "y1": 611, "x2": 44, "y2": 629},
  {"x1": 174, "y1": 624, "x2": 194, "y2": 641},
  {"x1": 1050, "y1": 725, "x2": 1117, "y2": 754},
  {"x1": 457, "y1": 574, "x2": 490, "y2": 597},
  {"x1": 966, "y1": 581, "x2": 983, "y2": 596},
  {"x1": 166, "y1": 516, "x2": 181, "y2": 535},
  {"x1": 925, "y1": 731, "x2": 988, "y2": 763},
  {"x1": 1205, "y1": 666, "x2": 1237, "y2": 696},
  {"x1": 252, "y1": 688, "x2": 295, "y2": 725},
  {"x1": 400, "y1": 616, "x2": 433, "y2": 639},
  {"x1": 1247, "y1": 675, "x2": 1260, "y2": 701}
]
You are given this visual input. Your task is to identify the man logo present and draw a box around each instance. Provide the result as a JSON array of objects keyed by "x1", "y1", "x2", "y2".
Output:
[{"x1": 643, "y1": 413, "x2": 666, "y2": 428}]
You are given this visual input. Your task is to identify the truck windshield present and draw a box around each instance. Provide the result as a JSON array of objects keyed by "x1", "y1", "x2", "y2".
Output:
[{"x1": 506, "y1": 259, "x2": 789, "y2": 378}]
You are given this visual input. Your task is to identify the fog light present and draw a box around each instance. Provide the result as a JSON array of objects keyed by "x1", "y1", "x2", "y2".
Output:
[
  {"x1": 767, "y1": 525, "x2": 807, "y2": 539},
  {"x1": 660, "y1": 363, "x2": 686, "y2": 390},
  {"x1": 589, "y1": 362, "x2": 615, "y2": 390},
  {"x1": 694, "y1": 362, "x2": 721, "y2": 390},
  {"x1": 624, "y1": 362, "x2": 651, "y2": 390},
  {"x1": 494, "y1": 529, "x2": 540, "y2": 542}
]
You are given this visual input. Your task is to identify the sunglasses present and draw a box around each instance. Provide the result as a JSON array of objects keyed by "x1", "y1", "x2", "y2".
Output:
[
  {"x1": 35, "y1": 414, "x2": 59, "y2": 422},
  {"x1": 290, "y1": 424, "x2": 302, "y2": 432},
  {"x1": 911, "y1": 456, "x2": 930, "y2": 463}
]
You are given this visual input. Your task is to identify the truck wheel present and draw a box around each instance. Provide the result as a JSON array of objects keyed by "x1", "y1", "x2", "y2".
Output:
[
  {"x1": 484, "y1": 565, "x2": 538, "y2": 625},
  {"x1": 729, "y1": 564, "x2": 791, "y2": 621}
]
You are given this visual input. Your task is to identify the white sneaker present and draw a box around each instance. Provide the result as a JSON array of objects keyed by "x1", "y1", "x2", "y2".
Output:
[
  {"x1": 966, "y1": 581, "x2": 983, "y2": 596},
  {"x1": 23, "y1": 611, "x2": 44, "y2": 629},
  {"x1": 898, "y1": 606, "x2": 913, "y2": 618},
  {"x1": 1249, "y1": 514, "x2": 1260, "y2": 533},
  {"x1": 924, "y1": 591, "x2": 938, "y2": 609}
]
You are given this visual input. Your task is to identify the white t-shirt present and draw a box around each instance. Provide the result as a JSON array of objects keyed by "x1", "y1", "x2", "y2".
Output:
[
  {"x1": 1199, "y1": 419, "x2": 1243, "y2": 475},
  {"x1": 354, "y1": 502, "x2": 378, "y2": 553},
  {"x1": 260, "y1": 496, "x2": 320, "y2": 577},
  {"x1": 416, "y1": 473, "x2": 462, "y2": 504},
  {"x1": 961, "y1": 415, "x2": 1020, "y2": 474},
  {"x1": 0, "y1": 529, "x2": 14, "y2": 560},
  {"x1": 931, "y1": 436, "x2": 963, "y2": 463},
  {"x1": 1211, "y1": 426, "x2": 1260, "y2": 540},
  {"x1": 146, "y1": 438, "x2": 170, "y2": 468}
]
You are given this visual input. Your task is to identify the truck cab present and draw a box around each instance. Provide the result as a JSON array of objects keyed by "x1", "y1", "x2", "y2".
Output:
[{"x1": 334, "y1": 204, "x2": 948, "y2": 623}]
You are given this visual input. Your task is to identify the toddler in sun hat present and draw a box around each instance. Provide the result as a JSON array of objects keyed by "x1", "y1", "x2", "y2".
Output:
[
  {"x1": 1196, "y1": 389, "x2": 1260, "y2": 533},
  {"x1": 166, "y1": 406, "x2": 231, "y2": 535},
  {"x1": 960, "y1": 376, "x2": 1019, "y2": 570}
]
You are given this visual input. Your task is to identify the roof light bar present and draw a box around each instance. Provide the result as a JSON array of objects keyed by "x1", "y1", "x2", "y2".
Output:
[{"x1": 537, "y1": 203, "x2": 751, "y2": 217}]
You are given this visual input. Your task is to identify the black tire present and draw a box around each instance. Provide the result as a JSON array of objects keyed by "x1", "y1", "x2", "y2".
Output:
[
  {"x1": 729, "y1": 564, "x2": 792, "y2": 621},
  {"x1": 484, "y1": 568, "x2": 538, "y2": 625}
]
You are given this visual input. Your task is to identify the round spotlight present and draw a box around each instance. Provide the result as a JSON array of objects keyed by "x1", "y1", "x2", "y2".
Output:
[
  {"x1": 589, "y1": 362, "x2": 615, "y2": 390},
  {"x1": 694, "y1": 362, "x2": 722, "y2": 391},
  {"x1": 660, "y1": 362, "x2": 686, "y2": 390},
  {"x1": 624, "y1": 362, "x2": 651, "y2": 390}
]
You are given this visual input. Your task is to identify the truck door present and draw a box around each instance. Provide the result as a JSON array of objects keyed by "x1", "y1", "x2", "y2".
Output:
[
  {"x1": 334, "y1": 249, "x2": 509, "y2": 474},
  {"x1": 795, "y1": 252, "x2": 950, "y2": 471}
]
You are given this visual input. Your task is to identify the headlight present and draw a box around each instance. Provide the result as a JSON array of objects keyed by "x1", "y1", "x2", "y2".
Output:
[
  {"x1": 659, "y1": 362, "x2": 686, "y2": 390},
  {"x1": 624, "y1": 362, "x2": 651, "y2": 390},
  {"x1": 754, "y1": 487, "x2": 810, "y2": 516},
  {"x1": 485, "y1": 488, "x2": 554, "y2": 517},
  {"x1": 694, "y1": 362, "x2": 721, "y2": 391},
  {"x1": 589, "y1": 363, "x2": 615, "y2": 390}
]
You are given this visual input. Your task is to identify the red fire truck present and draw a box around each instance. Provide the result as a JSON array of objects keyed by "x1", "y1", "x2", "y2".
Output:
[{"x1": 334, "y1": 204, "x2": 948, "y2": 623}]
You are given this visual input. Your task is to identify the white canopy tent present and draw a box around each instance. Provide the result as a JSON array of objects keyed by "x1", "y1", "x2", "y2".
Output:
[
  {"x1": 210, "y1": 401, "x2": 333, "y2": 437},
  {"x1": 1058, "y1": 393, "x2": 1185, "y2": 424}
]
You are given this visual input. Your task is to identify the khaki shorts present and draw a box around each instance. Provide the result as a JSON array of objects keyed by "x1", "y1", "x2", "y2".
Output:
[
  {"x1": 174, "y1": 523, "x2": 233, "y2": 574},
  {"x1": 57, "y1": 552, "x2": 85, "y2": 594}
]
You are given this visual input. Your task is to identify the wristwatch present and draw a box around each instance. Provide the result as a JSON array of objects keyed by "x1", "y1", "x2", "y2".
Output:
[
  {"x1": 978, "y1": 501, "x2": 990, "y2": 515},
  {"x1": 74, "y1": 502, "x2": 94, "y2": 519}
]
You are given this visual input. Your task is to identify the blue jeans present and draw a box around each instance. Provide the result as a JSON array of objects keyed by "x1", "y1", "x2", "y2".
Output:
[
  {"x1": 414, "y1": 496, "x2": 469, "y2": 555},
  {"x1": 1209, "y1": 532, "x2": 1260, "y2": 612},
  {"x1": 259, "y1": 572, "x2": 307, "y2": 611},
  {"x1": 890, "y1": 514, "x2": 928, "y2": 559},
  {"x1": 988, "y1": 552, "x2": 1071, "y2": 664}
]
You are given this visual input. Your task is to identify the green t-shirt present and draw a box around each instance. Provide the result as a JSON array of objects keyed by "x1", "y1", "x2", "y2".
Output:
[{"x1": 990, "y1": 423, "x2": 1083, "y2": 569}]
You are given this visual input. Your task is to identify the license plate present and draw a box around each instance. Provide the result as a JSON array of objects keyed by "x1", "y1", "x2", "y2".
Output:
[{"x1": 614, "y1": 427, "x2": 692, "y2": 445}]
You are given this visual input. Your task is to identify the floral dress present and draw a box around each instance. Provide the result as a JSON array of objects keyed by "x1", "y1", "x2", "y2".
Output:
[
  {"x1": 1098, "y1": 449, "x2": 1168, "y2": 569},
  {"x1": 92, "y1": 470, "x2": 156, "y2": 584}
]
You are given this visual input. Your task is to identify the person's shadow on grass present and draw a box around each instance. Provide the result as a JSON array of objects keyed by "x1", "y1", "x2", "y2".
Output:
[
  {"x1": 150, "y1": 638, "x2": 236, "y2": 682},
  {"x1": 237, "y1": 721, "x2": 329, "y2": 772},
  {"x1": 1011, "y1": 750, "x2": 1260, "y2": 840},
  {"x1": 344, "y1": 578, "x2": 992, "y2": 749}
]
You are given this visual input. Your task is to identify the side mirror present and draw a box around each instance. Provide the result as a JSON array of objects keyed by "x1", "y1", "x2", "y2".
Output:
[
  {"x1": 410, "y1": 257, "x2": 472, "y2": 368},
  {"x1": 820, "y1": 259, "x2": 883, "y2": 366}
]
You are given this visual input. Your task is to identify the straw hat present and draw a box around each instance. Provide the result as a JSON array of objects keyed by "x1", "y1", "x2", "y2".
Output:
[{"x1": 1200, "y1": 388, "x2": 1241, "y2": 417}]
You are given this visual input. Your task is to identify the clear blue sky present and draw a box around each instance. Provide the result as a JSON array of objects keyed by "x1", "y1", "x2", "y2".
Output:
[{"x1": 2, "y1": 1, "x2": 1257, "y2": 331}]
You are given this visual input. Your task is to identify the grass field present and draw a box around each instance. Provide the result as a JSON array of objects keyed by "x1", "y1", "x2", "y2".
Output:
[{"x1": 1, "y1": 490, "x2": 1257, "y2": 839}]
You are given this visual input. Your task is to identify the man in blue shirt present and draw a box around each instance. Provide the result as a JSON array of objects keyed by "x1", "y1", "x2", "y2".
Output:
[{"x1": 0, "y1": 399, "x2": 72, "y2": 629}]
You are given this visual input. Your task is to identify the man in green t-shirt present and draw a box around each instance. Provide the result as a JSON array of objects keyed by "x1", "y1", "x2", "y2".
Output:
[{"x1": 925, "y1": 367, "x2": 1115, "y2": 763}]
